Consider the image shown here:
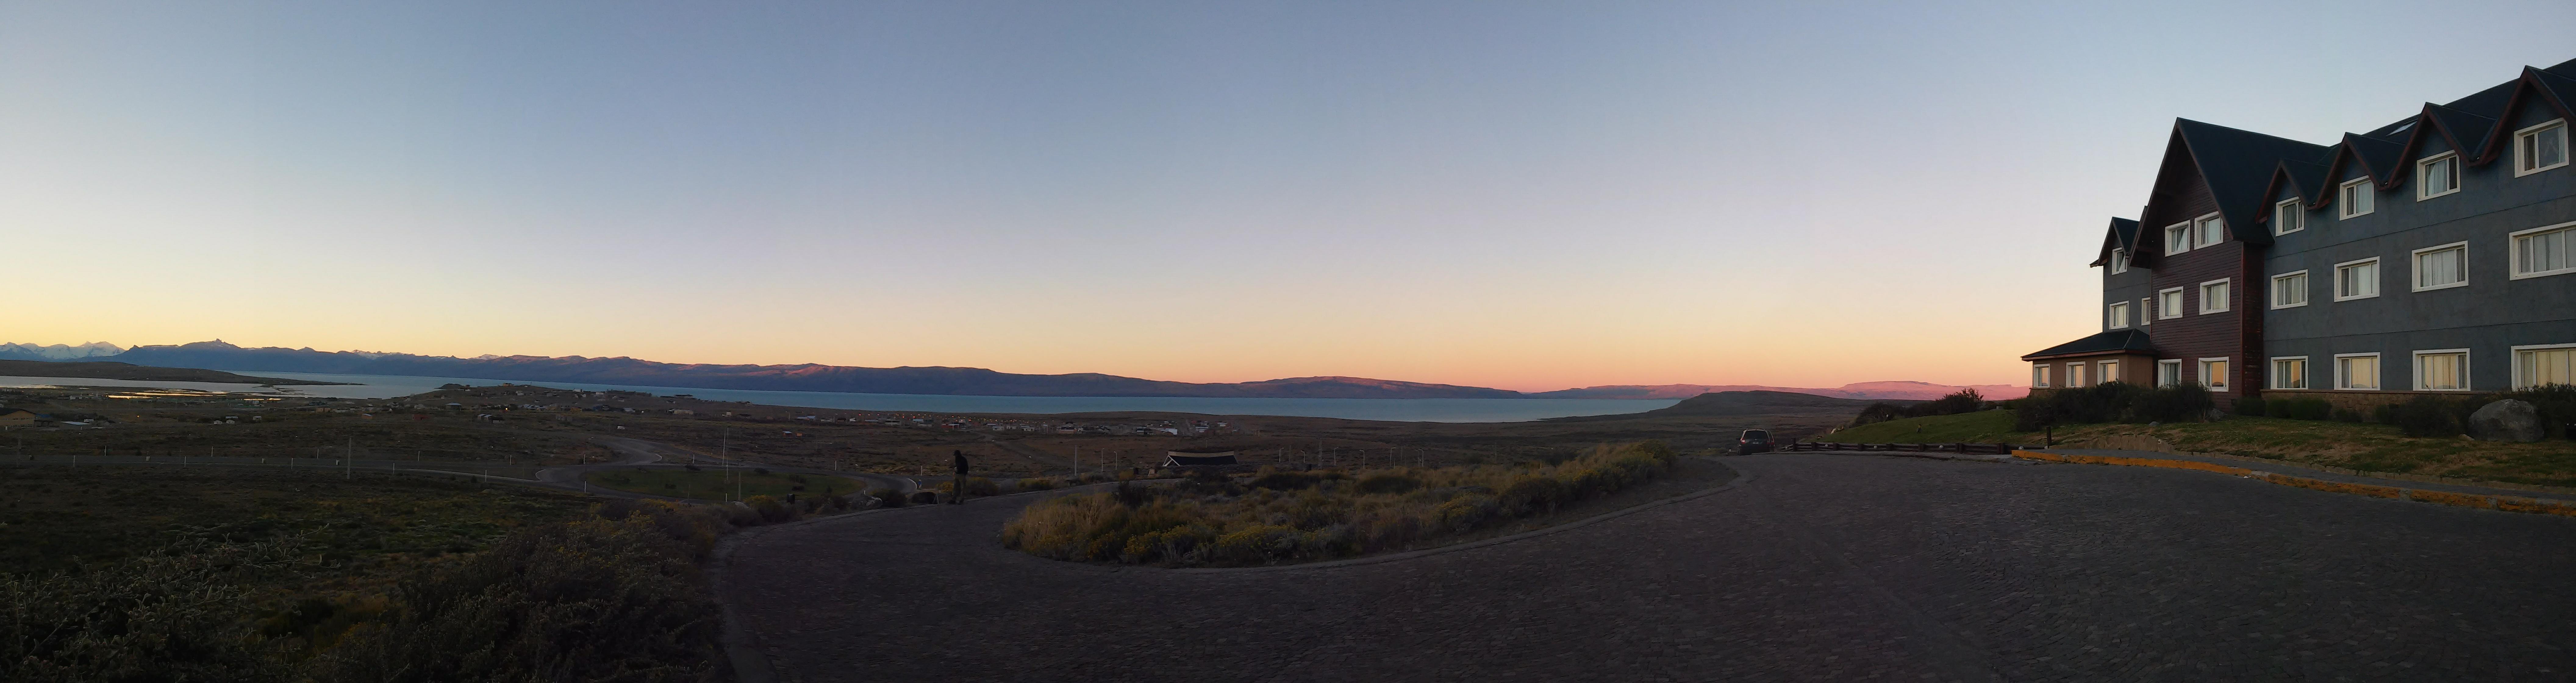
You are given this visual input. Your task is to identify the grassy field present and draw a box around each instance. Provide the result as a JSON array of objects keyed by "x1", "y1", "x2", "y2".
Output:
[
  {"x1": 0, "y1": 466, "x2": 591, "y2": 578},
  {"x1": 581, "y1": 467, "x2": 869, "y2": 501},
  {"x1": 1810, "y1": 410, "x2": 2576, "y2": 487}
]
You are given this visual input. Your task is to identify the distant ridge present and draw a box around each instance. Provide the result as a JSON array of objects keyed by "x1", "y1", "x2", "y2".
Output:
[
  {"x1": 8, "y1": 339, "x2": 2029, "y2": 400},
  {"x1": 1527, "y1": 380, "x2": 2027, "y2": 401}
]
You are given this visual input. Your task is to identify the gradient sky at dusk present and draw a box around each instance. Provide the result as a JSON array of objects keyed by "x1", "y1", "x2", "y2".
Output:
[{"x1": 6, "y1": 1, "x2": 2572, "y2": 391}]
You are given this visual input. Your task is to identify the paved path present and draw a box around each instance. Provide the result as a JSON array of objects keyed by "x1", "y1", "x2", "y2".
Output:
[{"x1": 722, "y1": 453, "x2": 2576, "y2": 681}]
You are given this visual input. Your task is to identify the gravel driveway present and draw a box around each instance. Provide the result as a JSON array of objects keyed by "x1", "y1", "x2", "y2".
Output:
[{"x1": 721, "y1": 453, "x2": 2576, "y2": 681}]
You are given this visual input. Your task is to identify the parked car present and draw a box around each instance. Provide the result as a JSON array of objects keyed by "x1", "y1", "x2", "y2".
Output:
[{"x1": 1737, "y1": 429, "x2": 1772, "y2": 455}]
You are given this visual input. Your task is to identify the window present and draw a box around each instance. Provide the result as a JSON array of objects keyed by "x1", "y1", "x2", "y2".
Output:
[
  {"x1": 2098, "y1": 360, "x2": 2120, "y2": 384},
  {"x1": 2199, "y1": 358, "x2": 2230, "y2": 390},
  {"x1": 2138, "y1": 298, "x2": 2152, "y2": 327},
  {"x1": 2194, "y1": 213, "x2": 2225, "y2": 248},
  {"x1": 2106, "y1": 301, "x2": 2130, "y2": 329},
  {"x1": 2157, "y1": 359, "x2": 2182, "y2": 387},
  {"x1": 2157, "y1": 288, "x2": 2184, "y2": 320},
  {"x1": 2335, "y1": 353, "x2": 2381, "y2": 390},
  {"x1": 2164, "y1": 222, "x2": 2191, "y2": 254},
  {"x1": 2270, "y1": 270, "x2": 2308, "y2": 309},
  {"x1": 2520, "y1": 119, "x2": 2568, "y2": 176},
  {"x1": 2198, "y1": 278, "x2": 2230, "y2": 314},
  {"x1": 2338, "y1": 178, "x2": 2374, "y2": 219},
  {"x1": 2271, "y1": 357, "x2": 2307, "y2": 390},
  {"x1": 2065, "y1": 363, "x2": 2088, "y2": 388},
  {"x1": 2416, "y1": 152, "x2": 2460, "y2": 200},
  {"x1": 2407, "y1": 242, "x2": 2467, "y2": 291},
  {"x1": 2273, "y1": 198, "x2": 2306, "y2": 235},
  {"x1": 2414, "y1": 350, "x2": 2470, "y2": 391},
  {"x1": 2334, "y1": 257, "x2": 2380, "y2": 300},
  {"x1": 2516, "y1": 344, "x2": 2576, "y2": 389},
  {"x1": 2512, "y1": 221, "x2": 2576, "y2": 279},
  {"x1": 2110, "y1": 248, "x2": 2128, "y2": 274},
  {"x1": 2032, "y1": 363, "x2": 2049, "y2": 388}
]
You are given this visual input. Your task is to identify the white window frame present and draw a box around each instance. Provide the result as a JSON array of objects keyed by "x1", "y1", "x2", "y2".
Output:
[
  {"x1": 2415, "y1": 151, "x2": 2461, "y2": 200},
  {"x1": 2270, "y1": 270, "x2": 2309, "y2": 309},
  {"x1": 2138, "y1": 297, "x2": 2151, "y2": 327},
  {"x1": 2270, "y1": 356, "x2": 2308, "y2": 390},
  {"x1": 2510, "y1": 220, "x2": 2576, "y2": 280},
  {"x1": 2193, "y1": 212, "x2": 2225, "y2": 248},
  {"x1": 2109, "y1": 248, "x2": 2128, "y2": 274},
  {"x1": 2334, "y1": 352, "x2": 2382, "y2": 391},
  {"x1": 2273, "y1": 198, "x2": 2306, "y2": 235},
  {"x1": 2156, "y1": 359, "x2": 2182, "y2": 387},
  {"x1": 2197, "y1": 278, "x2": 2230, "y2": 314},
  {"x1": 2517, "y1": 118, "x2": 2568, "y2": 177},
  {"x1": 2338, "y1": 177, "x2": 2374, "y2": 219},
  {"x1": 2097, "y1": 359, "x2": 2120, "y2": 385},
  {"x1": 2164, "y1": 222, "x2": 2192, "y2": 255},
  {"x1": 2156, "y1": 288, "x2": 2184, "y2": 320},
  {"x1": 2411, "y1": 349, "x2": 2472, "y2": 392},
  {"x1": 2409, "y1": 241, "x2": 2468, "y2": 292},
  {"x1": 2032, "y1": 363, "x2": 2050, "y2": 388},
  {"x1": 2064, "y1": 362, "x2": 2088, "y2": 388},
  {"x1": 2512, "y1": 342, "x2": 2576, "y2": 390},
  {"x1": 2198, "y1": 357, "x2": 2231, "y2": 390},
  {"x1": 2333, "y1": 257, "x2": 2381, "y2": 301},
  {"x1": 2106, "y1": 301, "x2": 2130, "y2": 330}
]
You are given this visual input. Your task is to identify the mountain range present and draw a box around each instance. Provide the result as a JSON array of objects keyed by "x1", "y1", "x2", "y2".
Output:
[{"x1": 0, "y1": 340, "x2": 2023, "y2": 400}]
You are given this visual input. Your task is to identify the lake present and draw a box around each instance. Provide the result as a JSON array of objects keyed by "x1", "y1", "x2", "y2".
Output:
[{"x1": 0, "y1": 371, "x2": 1679, "y2": 423}]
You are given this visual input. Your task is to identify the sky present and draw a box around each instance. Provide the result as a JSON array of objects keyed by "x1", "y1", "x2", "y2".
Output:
[{"x1": 5, "y1": 1, "x2": 2572, "y2": 392}]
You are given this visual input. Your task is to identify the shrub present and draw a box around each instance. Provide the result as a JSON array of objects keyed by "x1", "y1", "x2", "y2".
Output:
[
  {"x1": 746, "y1": 495, "x2": 793, "y2": 523},
  {"x1": 1016, "y1": 478, "x2": 1058, "y2": 492},
  {"x1": 1354, "y1": 474, "x2": 1420, "y2": 495},
  {"x1": 2497, "y1": 384, "x2": 2576, "y2": 439},
  {"x1": 869, "y1": 487, "x2": 907, "y2": 508},
  {"x1": 1, "y1": 539, "x2": 304, "y2": 683},
  {"x1": 2392, "y1": 394, "x2": 2464, "y2": 438},
  {"x1": 2234, "y1": 396, "x2": 2267, "y2": 417},
  {"x1": 1247, "y1": 467, "x2": 1322, "y2": 491},
  {"x1": 2130, "y1": 383, "x2": 2214, "y2": 423},
  {"x1": 1850, "y1": 389, "x2": 1984, "y2": 427},
  {"x1": 312, "y1": 502, "x2": 728, "y2": 682}
]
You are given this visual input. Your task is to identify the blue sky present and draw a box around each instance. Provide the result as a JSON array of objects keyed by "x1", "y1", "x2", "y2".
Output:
[{"x1": 5, "y1": 1, "x2": 2571, "y2": 390}]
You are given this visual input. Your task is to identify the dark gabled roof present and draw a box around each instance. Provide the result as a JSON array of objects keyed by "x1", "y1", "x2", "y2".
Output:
[
  {"x1": 2169, "y1": 119, "x2": 2331, "y2": 245},
  {"x1": 2256, "y1": 158, "x2": 2331, "y2": 226},
  {"x1": 2090, "y1": 217, "x2": 2140, "y2": 267},
  {"x1": 2021, "y1": 329, "x2": 2155, "y2": 361},
  {"x1": 2418, "y1": 103, "x2": 2497, "y2": 158}
]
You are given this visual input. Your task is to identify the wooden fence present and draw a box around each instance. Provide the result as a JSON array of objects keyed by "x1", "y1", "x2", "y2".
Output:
[{"x1": 1774, "y1": 442, "x2": 2026, "y2": 456}]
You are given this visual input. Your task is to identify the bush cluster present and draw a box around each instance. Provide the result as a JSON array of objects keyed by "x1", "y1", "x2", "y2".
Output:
[
  {"x1": 2012, "y1": 382, "x2": 2213, "y2": 431},
  {"x1": 2373, "y1": 385, "x2": 2576, "y2": 438},
  {"x1": 1000, "y1": 442, "x2": 1680, "y2": 567},
  {"x1": 1851, "y1": 389, "x2": 1986, "y2": 427},
  {"x1": 2, "y1": 499, "x2": 743, "y2": 683},
  {"x1": 2236, "y1": 396, "x2": 2334, "y2": 420}
]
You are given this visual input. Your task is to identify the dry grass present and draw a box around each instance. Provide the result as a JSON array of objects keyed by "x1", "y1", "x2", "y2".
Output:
[{"x1": 1001, "y1": 442, "x2": 1680, "y2": 567}]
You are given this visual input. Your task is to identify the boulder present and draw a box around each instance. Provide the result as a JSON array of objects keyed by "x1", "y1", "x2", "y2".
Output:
[{"x1": 2468, "y1": 399, "x2": 2545, "y2": 442}]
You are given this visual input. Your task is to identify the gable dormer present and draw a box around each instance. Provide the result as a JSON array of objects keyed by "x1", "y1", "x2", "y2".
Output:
[{"x1": 2090, "y1": 217, "x2": 2141, "y2": 268}]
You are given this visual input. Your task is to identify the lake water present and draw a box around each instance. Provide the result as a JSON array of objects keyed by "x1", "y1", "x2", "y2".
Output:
[{"x1": 0, "y1": 371, "x2": 1679, "y2": 423}]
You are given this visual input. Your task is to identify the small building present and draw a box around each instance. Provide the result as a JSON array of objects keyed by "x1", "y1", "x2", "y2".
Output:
[
  {"x1": 1161, "y1": 450, "x2": 1239, "y2": 467},
  {"x1": 0, "y1": 409, "x2": 37, "y2": 428}
]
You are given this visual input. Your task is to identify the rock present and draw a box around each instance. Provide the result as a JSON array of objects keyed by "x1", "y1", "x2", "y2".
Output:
[{"x1": 2468, "y1": 399, "x2": 2545, "y2": 442}]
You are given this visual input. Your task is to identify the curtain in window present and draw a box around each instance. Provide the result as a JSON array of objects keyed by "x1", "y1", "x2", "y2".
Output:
[
  {"x1": 2417, "y1": 248, "x2": 2463, "y2": 288},
  {"x1": 2520, "y1": 349, "x2": 2574, "y2": 389},
  {"x1": 2522, "y1": 228, "x2": 2569, "y2": 275},
  {"x1": 2339, "y1": 356, "x2": 2379, "y2": 390},
  {"x1": 2418, "y1": 353, "x2": 2465, "y2": 391}
]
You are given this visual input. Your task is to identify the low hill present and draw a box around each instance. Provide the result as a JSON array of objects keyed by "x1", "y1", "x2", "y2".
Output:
[
  {"x1": 1529, "y1": 381, "x2": 2026, "y2": 401},
  {"x1": 84, "y1": 341, "x2": 1522, "y2": 399},
  {"x1": 1544, "y1": 390, "x2": 1885, "y2": 422},
  {"x1": 0, "y1": 360, "x2": 345, "y2": 385}
]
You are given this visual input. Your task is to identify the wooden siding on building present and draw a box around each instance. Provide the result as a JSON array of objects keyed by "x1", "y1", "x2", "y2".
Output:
[{"x1": 2140, "y1": 168, "x2": 2260, "y2": 398}]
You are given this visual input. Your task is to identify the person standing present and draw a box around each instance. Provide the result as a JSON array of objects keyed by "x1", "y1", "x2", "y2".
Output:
[{"x1": 950, "y1": 450, "x2": 971, "y2": 505}]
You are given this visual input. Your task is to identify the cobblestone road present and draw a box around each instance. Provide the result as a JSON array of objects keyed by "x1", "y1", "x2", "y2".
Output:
[{"x1": 722, "y1": 454, "x2": 2576, "y2": 681}]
